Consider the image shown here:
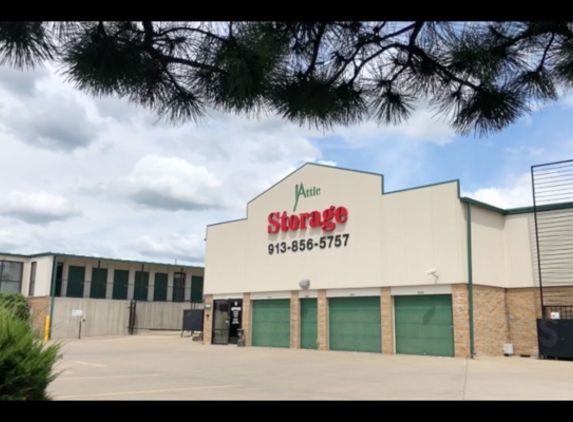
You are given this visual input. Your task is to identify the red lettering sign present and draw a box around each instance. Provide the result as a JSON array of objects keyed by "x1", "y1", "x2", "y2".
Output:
[{"x1": 267, "y1": 206, "x2": 348, "y2": 233}]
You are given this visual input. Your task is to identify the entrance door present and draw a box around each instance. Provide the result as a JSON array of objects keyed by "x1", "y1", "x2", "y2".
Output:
[
  {"x1": 228, "y1": 299, "x2": 243, "y2": 345},
  {"x1": 212, "y1": 300, "x2": 230, "y2": 345}
]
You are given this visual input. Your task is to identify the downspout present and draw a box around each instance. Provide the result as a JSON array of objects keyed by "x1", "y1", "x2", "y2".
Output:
[
  {"x1": 48, "y1": 255, "x2": 58, "y2": 341},
  {"x1": 466, "y1": 203, "x2": 476, "y2": 358}
]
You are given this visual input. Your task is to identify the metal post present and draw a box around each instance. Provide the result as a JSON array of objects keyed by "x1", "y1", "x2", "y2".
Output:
[
  {"x1": 48, "y1": 255, "x2": 58, "y2": 341},
  {"x1": 531, "y1": 165, "x2": 545, "y2": 318}
]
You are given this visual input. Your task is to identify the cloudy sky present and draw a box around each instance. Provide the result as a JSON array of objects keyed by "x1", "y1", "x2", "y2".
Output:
[{"x1": 1, "y1": 62, "x2": 572, "y2": 265}]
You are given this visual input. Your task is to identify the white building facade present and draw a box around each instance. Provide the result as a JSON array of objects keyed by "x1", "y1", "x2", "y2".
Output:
[{"x1": 202, "y1": 162, "x2": 563, "y2": 358}]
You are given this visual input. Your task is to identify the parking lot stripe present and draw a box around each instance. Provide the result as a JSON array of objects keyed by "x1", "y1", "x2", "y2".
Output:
[
  {"x1": 58, "y1": 374, "x2": 160, "y2": 381},
  {"x1": 70, "y1": 361, "x2": 107, "y2": 367},
  {"x1": 57, "y1": 384, "x2": 243, "y2": 399}
]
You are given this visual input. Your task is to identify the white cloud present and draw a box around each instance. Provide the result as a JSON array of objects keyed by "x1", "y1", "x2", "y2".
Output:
[
  {"x1": 323, "y1": 103, "x2": 456, "y2": 148},
  {"x1": 127, "y1": 233, "x2": 205, "y2": 264},
  {"x1": 0, "y1": 61, "x2": 548, "y2": 265},
  {"x1": 316, "y1": 160, "x2": 337, "y2": 166},
  {"x1": 0, "y1": 192, "x2": 82, "y2": 224},
  {"x1": 562, "y1": 94, "x2": 573, "y2": 108},
  {"x1": 504, "y1": 146, "x2": 545, "y2": 157},
  {"x1": 462, "y1": 173, "x2": 533, "y2": 209},
  {"x1": 115, "y1": 155, "x2": 226, "y2": 211}
]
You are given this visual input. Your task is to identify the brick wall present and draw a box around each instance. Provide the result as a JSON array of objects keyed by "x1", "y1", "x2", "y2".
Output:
[
  {"x1": 473, "y1": 285, "x2": 508, "y2": 357},
  {"x1": 317, "y1": 289, "x2": 328, "y2": 350},
  {"x1": 381, "y1": 287, "x2": 393, "y2": 354},
  {"x1": 242, "y1": 293, "x2": 251, "y2": 346},
  {"x1": 28, "y1": 296, "x2": 50, "y2": 338},
  {"x1": 452, "y1": 284, "x2": 471, "y2": 358},
  {"x1": 506, "y1": 288, "x2": 539, "y2": 357},
  {"x1": 202, "y1": 294, "x2": 213, "y2": 345},
  {"x1": 290, "y1": 291, "x2": 300, "y2": 349}
]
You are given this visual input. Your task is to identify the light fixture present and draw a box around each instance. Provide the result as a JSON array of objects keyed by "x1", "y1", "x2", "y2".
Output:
[
  {"x1": 299, "y1": 279, "x2": 310, "y2": 289},
  {"x1": 425, "y1": 268, "x2": 439, "y2": 283}
]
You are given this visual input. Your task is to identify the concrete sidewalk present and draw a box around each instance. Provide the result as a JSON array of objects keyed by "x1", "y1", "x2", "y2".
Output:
[{"x1": 48, "y1": 333, "x2": 573, "y2": 400}]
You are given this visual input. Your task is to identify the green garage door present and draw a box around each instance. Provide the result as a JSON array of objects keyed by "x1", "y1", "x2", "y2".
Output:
[
  {"x1": 252, "y1": 299, "x2": 290, "y2": 348},
  {"x1": 394, "y1": 294, "x2": 454, "y2": 357},
  {"x1": 300, "y1": 298, "x2": 317, "y2": 349},
  {"x1": 329, "y1": 296, "x2": 381, "y2": 353}
]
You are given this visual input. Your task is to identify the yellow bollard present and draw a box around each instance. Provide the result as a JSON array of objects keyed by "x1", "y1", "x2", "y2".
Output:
[{"x1": 44, "y1": 316, "x2": 50, "y2": 342}]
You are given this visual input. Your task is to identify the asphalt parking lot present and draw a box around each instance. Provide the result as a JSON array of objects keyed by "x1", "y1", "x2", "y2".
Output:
[{"x1": 48, "y1": 332, "x2": 573, "y2": 400}]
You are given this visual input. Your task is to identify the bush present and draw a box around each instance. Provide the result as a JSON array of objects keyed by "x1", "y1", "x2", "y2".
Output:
[
  {"x1": 0, "y1": 306, "x2": 62, "y2": 400},
  {"x1": 0, "y1": 293, "x2": 30, "y2": 322}
]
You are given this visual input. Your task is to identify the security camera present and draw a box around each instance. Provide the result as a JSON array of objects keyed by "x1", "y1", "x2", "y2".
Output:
[{"x1": 425, "y1": 268, "x2": 438, "y2": 275}]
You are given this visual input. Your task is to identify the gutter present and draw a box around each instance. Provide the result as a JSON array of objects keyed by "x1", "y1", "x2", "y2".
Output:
[
  {"x1": 465, "y1": 202, "x2": 476, "y2": 358},
  {"x1": 48, "y1": 255, "x2": 58, "y2": 341}
]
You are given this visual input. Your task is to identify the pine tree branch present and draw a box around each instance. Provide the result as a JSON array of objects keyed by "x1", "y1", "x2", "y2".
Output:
[{"x1": 304, "y1": 22, "x2": 327, "y2": 78}]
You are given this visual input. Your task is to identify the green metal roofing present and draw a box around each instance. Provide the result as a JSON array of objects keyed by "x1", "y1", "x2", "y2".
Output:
[{"x1": 0, "y1": 251, "x2": 203, "y2": 270}]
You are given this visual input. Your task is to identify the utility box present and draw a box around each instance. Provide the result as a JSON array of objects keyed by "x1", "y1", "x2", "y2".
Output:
[
  {"x1": 181, "y1": 309, "x2": 204, "y2": 334},
  {"x1": 503, "y1": 343, "x2": 514, "y2": 356}
]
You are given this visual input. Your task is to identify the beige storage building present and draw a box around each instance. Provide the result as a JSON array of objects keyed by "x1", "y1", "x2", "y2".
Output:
[{"x1": 201, "y1": 162, "x2": 567, "y2": 358}]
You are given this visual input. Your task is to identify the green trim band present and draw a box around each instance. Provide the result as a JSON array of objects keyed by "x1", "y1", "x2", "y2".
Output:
[
  {"x1": 383, "y1": 179, "x2": 460, "y2": 196},
  {"x1": 466, "y1": 203, "x2": 475, "y2": 358},
  {"x1": 0, "y1": 251, "x2": 202, "y2": 270},
  {"x1": 48, "y1": 255, "x2": 58, "y2": 341}
]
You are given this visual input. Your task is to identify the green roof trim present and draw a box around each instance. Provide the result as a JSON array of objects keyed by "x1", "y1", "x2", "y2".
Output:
[
  {"x1": 383, "y1": 179, "x2": 461, "y2": 197},
  {"x1": 0, "y1": 251, "x2": 203, "y2": 270},
  {"x1": 207, "y1": 161, "x2": 573, "y2": 229},
  {"x1": 459, "y1": 197, "x2": 506, "y2": 214},
  {"x1": 459, "y1": 197, "x2": 573, "y2": 215},
  {"x1": 208, "y1": 161, "x2": 385, "y2": 228},
  {"x1": 247, "y1": 161, "x2": 385, "y2": 206},
  {"x1": 206, "y1": 218, "x2": 248, "y2": 228}
]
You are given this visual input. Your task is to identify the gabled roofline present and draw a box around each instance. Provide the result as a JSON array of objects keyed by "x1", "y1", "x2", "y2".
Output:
[
  {"x1": 206, "y1": 161, "x2": 573, "y2": 230},
  {"x1": 247, "y1": 161, "x2": 385, "y2": 206},
  {"x1": 459, "y1": 197, "x2": 573, "y2": 215},
  {"x1": 383, "y1": 179, "x2": 461, "y2": 197},
  {"x1": 208, "y1": 161, "x2": 385, "y2": 228},
  {"x1": 0, "y1": 251, "x2": 203, "y2": 270}
]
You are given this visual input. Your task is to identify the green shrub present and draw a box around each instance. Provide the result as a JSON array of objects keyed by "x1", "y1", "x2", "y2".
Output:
[
  {"x1": 0, "y1": 293, "x2": 30, "y2": 322},
  {"x1": 0, "y1": 306, "x2": 62, "y2": 400}
]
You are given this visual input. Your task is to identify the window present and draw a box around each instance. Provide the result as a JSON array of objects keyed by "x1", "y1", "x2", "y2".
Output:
[
  {"x1": 66, "y1": 266, "x2": 85, "y2": 298},
  {"x1": 29, "y1": 261, "x2": 37, "y2": 296},
  {"x1": 172, "y1": 272, "x2": 186, "y2": 302},
  {"x1": 0, "y1": 261, "x2": 24, "y2": 294},
  {"x1": 134, "y1": 271, "x2": 149, "y2": 301},
  {"x1": 190, "y1": 276, "x2": 204, "y2": 303},
  {"x1": 153, "y1": 273, "x2": 168, "y2": 302},
  {"x1": 112, "y1": 269, "x2": 129, "y2": 300},
  {"x1": 89, "y1": 267, "x2": 108, "y2": 299},
  {"x1": 55, "y1": 262, "x2": 63, "y2": 297}
]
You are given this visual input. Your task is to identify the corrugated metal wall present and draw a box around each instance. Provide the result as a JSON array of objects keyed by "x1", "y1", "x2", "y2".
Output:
[
  {"x1": 51, "y1": 298, "x2": 204, "y2": 339},
  {"x1": 134, "y1": 301, "x2": 202, "y2": 331},
  {"x1": 51, "y1": 298, "x2": 129, "y2": 339}
]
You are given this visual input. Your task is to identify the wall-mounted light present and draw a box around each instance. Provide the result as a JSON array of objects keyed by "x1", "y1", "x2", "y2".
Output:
[
  {"x1": 425, "y1": 268, "x2": 439, "y2": 283},
  {"x1": 204, "y1": 303, "x2": 212, "y2": 309},
  {"x1": 299, "y1": 279, "x2": 310, "y2": 289}
]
